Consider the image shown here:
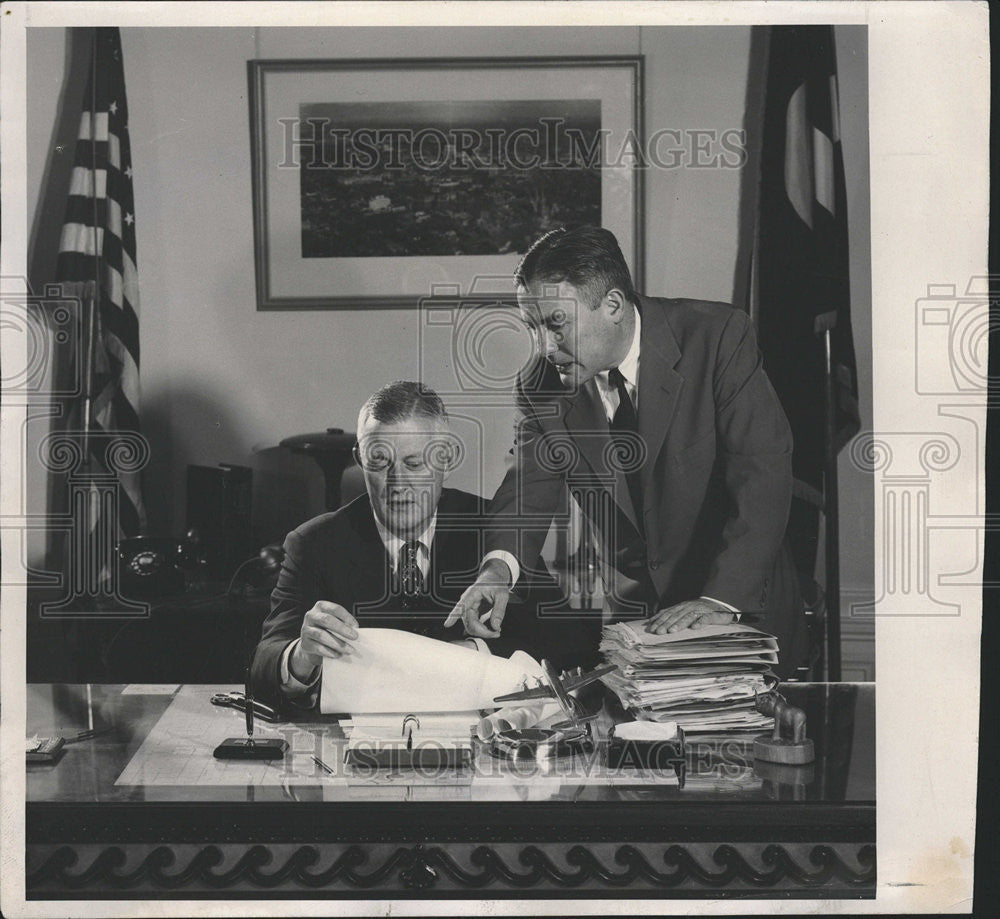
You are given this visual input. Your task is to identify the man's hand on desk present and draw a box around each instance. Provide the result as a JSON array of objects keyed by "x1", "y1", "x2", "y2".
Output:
[
  {"x1": 443, "y1": 557, "x2": 512, "y2": 639},
  {"x1": 289, "y1": 601, "x2": 360, "y2": 682},
  {"x1": 646, "y1": 598, "x2": 738, "y2": 634}
]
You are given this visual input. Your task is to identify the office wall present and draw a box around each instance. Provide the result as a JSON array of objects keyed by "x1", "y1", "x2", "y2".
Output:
[
  {"x1": 26, "y1": 25, "x2": 872, "y2": 668},
  {"x1": 28, "y1": 25, "x2": 752, "y2": 537}
]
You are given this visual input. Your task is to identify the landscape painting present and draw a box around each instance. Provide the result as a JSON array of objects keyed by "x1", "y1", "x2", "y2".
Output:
[{"x1": 297, "y1": 99, "x2": 603, "y2": 258}]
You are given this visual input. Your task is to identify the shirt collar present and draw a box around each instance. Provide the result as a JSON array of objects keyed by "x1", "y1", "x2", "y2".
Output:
[
  {"x1": 374, "y1": 512, "x2": 437, "y2": 569},
  {"x1": 597, "y1": 306, "x2": 642, "y2": 391},
  {"x1": 618, "y1": 307, "x2": 641, "y2": 388}
]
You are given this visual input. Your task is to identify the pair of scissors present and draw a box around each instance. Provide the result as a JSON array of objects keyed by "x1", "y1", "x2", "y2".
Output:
[{"x1": 210, "y1": 691, "x2": 282, "y2": 723}]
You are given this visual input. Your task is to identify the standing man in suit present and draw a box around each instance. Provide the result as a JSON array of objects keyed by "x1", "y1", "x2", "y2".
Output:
[
  {"x1": 252, "y1": 381, "x2": 531, "y2": 710},
  {"x1": 445, "y1": 225, "x2": 806, "y2": 677}
]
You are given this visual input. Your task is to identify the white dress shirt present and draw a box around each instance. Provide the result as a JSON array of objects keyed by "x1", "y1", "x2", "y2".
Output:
[
  {"x1": 595, "y1": 308, "x2": 642, "y2": 419},
  {"x1": 486, "y1": 308, "x2": 738, "y2": 616},
  {"x1": 279, "y1": 512, "x2": 490, "y2": 701},
  {"x1": 373, "y1": 514, "x2": 437, "y2": 583}
]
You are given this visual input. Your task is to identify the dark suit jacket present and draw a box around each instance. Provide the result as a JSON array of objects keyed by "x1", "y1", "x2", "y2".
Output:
[
  {"x1": 251, "y1": 487, "x2": 557, "y2": 708},
  {"x1": 487, "y1": 295, "x2": 807, "y2": 677}
]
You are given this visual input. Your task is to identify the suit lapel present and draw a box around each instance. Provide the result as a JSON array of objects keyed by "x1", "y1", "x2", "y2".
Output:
[
  {"x1": 347, "y1": 498, "x2": 392, "y2": 602},
  {"x1": 562, "y1": 377, "x2": 641, "y2": 533},
  {"x1": 428, "y1": 489, "x2": 478, "y2": 600},
  {"x1": 429, "y1": 490, "x2": 456, "y2": 596},
  {"x1": 636, "y1": 295, "x2": 683, "y2": 500}
]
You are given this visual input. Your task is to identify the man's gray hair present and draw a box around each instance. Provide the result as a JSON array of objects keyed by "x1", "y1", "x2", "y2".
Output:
[{"x1": 358, "y1": 381, "x2": 448, "y2": 429}]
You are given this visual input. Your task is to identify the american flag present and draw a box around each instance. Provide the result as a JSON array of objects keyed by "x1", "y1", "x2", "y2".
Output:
[{"x1": 56, "y1": 27, "x2": 146, "y2": 540}]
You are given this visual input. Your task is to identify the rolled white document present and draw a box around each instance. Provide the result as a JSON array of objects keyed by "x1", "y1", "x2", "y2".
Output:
[
  {"x1": 320, "y1": 628, "x2": 544, "y2": 714},
  {"x1": 476, "y1": 700, "x2": 563, "y2": 742}
]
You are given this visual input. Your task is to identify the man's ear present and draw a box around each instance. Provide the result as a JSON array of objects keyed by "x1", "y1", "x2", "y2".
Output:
[
  {"x1": 444, "y1": 432, "x2": 465, "y2": 476},
  {"x1": 426, "y1": 431, "x2": 465, "y2": 477},
  {"x1": 603, "y1": 287, "x2": 628, "y2": 322}
]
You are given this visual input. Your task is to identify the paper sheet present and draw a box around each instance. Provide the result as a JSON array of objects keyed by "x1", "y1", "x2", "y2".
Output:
[
  {"x1": 319, "y1": 628, "x2": 544, "y2": 714},
  {"x1": 613, "y1": 721, "x2": 680, "y2": 742},
  {"x1": 348, "y1": 711, "x2": 478, "y2": 754},
  {"x1": 350, "y1": 711, "x2": 478, "y2": 741},
  {"x1": 606, "y1": 620, "x2": 778, "y2": 646},
  {"x1": 114, "y1": 685, "x2": 345, "y2": 787}
]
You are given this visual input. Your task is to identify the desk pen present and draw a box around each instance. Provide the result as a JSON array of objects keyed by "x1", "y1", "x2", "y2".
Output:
[
  {"x1": 244, "y1": 667, "x2": 255, "y2": 746},
  {"x1": 312, "y1": 755, "x2": 335, "y2": 776}
]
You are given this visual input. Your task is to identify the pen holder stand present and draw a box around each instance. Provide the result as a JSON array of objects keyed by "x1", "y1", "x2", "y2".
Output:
[
  {"x1": 752, "y1": 691, "x2": 814, "y2": 765},
  {"x1": 213, "y1": 737, "x2": 288, "y2": 760}
]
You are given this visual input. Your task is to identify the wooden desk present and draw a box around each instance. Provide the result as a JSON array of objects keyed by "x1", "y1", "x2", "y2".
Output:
[{"x1": 25, "y1": 682, "x2": 874, "y2": 899}]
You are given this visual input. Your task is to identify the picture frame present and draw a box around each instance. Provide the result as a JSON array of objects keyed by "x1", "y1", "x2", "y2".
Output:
[{"x1": 248, "y1": 57, "x2": 644, "y2": 310}]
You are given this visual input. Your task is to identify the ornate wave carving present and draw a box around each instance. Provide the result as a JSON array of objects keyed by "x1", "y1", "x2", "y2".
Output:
[{"x1": 28, "y1": 842, "x2": 876, "y2": 892}]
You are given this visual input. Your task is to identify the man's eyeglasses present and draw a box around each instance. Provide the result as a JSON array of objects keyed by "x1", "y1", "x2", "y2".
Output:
[{"x1": 352, "y1": 439, "x2": 461, "y2": 474}]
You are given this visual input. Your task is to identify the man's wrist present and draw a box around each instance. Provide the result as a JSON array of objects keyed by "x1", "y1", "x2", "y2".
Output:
[
  {"x1": 482, "y1": 550, "x2": 519, "y2": 586},
  {"x1": 700, "y1": 595, "x2": 739, "y2": 616},
  {"x1": 288, "y1": 640, "x2": 320, "y2": 683},
  {"x1": 481, "y1": 556, "x2": 513, "y2": 587}
]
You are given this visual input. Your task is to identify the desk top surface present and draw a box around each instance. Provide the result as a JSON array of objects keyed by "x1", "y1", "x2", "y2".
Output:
[{"x1": 26, "y1": 682, "x2": 873, "y2": 808}]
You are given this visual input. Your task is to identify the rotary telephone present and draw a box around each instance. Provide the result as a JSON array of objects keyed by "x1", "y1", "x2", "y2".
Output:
[
  {"x1": 116, "y1": 533, "x2": 199, "y2": 597},
  {"x1": 117, "y1": 530, "x2": 284, "y2": 597}
]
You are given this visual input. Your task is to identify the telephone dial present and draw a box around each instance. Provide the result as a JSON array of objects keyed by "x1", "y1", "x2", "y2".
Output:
[{"x1": 116, "y1": 534, "x2": 198, "y2": 597}]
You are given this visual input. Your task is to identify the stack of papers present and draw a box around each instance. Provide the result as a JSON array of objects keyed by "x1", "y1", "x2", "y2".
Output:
[{"x1": 599, "y1": 621, "x2": 779, "y2": 739}]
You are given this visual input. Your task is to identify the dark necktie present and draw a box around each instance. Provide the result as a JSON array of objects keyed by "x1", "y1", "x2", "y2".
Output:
[
  {"x1": 397, "y1": 540, "x2": 426, "y2": 603},
  {"x1": 608, "y1": 367, "x2": 645, "y2": 530}
]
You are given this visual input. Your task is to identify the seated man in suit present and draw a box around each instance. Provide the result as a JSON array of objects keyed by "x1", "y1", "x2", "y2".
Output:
[{"x1": 251, "y1": 380, "x2": 544, "y2": 710}]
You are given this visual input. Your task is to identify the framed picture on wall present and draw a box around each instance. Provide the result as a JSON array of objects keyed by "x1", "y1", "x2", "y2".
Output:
[{"x1": 248, "y1": 57, "x2": 643, "y2": 309}]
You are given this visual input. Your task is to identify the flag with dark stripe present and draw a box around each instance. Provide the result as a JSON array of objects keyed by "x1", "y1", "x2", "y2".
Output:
[
  {"x1": 57, "y1": 27, "x2": 146, "y2": 540},
  {"x1": 754, "y1": 25, "x2": 860, "y2": 576}
]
